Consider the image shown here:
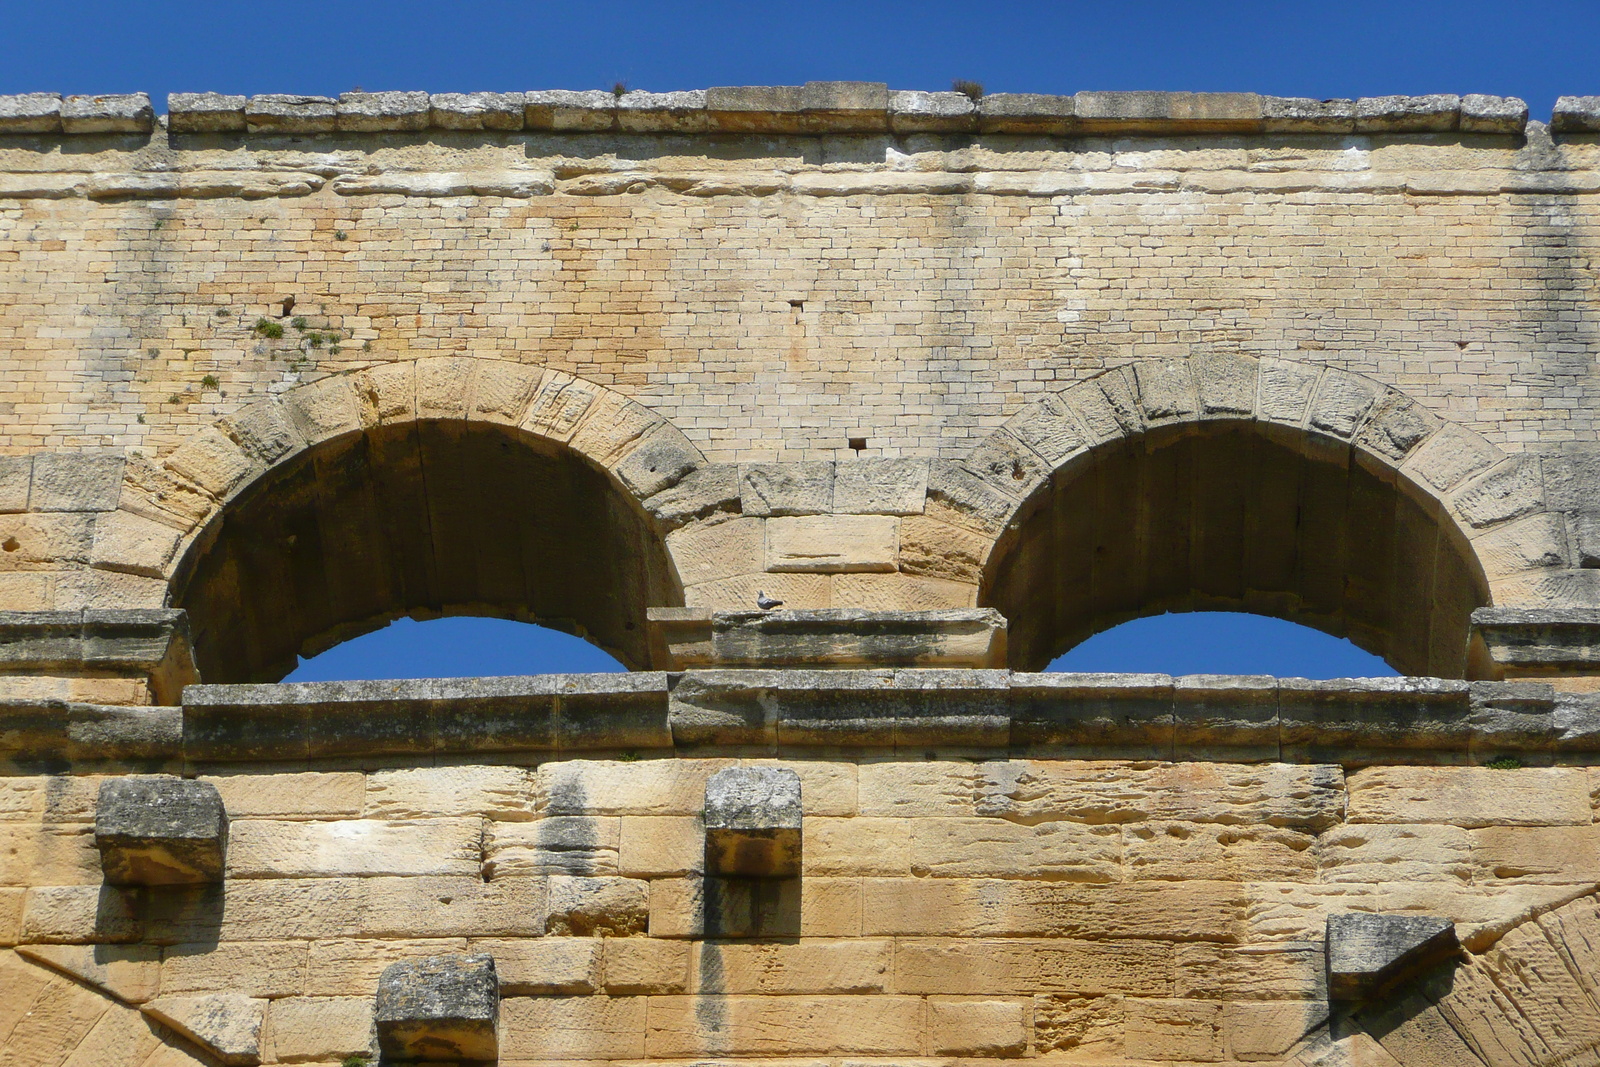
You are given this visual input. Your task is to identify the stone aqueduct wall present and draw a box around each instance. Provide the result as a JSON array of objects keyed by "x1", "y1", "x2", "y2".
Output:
[{"x1": 7, "y1": 86, "x2": 1600, "y2": 1064}]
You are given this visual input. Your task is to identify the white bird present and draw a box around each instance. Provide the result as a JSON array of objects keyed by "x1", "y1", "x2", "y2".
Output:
[{"x1": 755, "y1": 591, "x2": 784, "y2": 611}]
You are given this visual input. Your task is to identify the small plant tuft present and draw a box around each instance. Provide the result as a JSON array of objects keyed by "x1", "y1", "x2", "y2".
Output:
[
  {"x1": 362, "y1": 339, "x2": 373, "y2": 351},
  {"x1": 291, "y1": 316, "x2": 308, "y2": 332},
  {"x1": 253, "y1": 318, "x2": 283, "y2": 339},
  {"x1": 146, "y1": 347, "x2": 159, "y2": 358},
  {"x1": 136, "y1": 414, "x2": 145, "y2": 424},
  {"x1": 334, "y1": 229, "x2": 348, "y2": 241},
  {"x1": 214, "y1": 307, "x2": 229, "y2": 318},
  {"x1": 329, "y1": 345, "x2": 342, "y2": 356},
  {"x1": 306, "y1": 332, "x2": 325, "y2": 348},
  {"x1": 1484, "y1": 756, "x2": 1524, "y2": 770},
  {"x1": 612, "y1": 81, "x2": 629, "y2": 98},
  {"x1": 618, "y1": 750, "x2": 639, "y2": 762},
  {"x1": 952, "y1": 79, "x2": 985, "y2": 102},
  {"x1": 200, "y1": 375, "x2": 219, "y2": 390},
  {"x1": 168, "y1": 393, "x2": 182, "y2": 404},
  {"x1": 340, "y1": 1056, "x2": 370, "y2": 1067}
]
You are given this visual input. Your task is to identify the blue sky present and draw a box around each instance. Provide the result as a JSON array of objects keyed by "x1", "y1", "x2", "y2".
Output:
[{"x1": 10, "y1": 0, "x2": 1569, "y2": 681}]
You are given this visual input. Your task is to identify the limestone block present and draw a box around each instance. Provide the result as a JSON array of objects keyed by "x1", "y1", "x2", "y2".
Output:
[
  {"x1": 523, "y1": 89, "x2": 614, "y2": 130},
  {"x1": 961, "y1": 429, "x2": 1051, "y2": 500},
  {"x1": 1262, "y1": 96, "x2": 1356, "y2": 133},
  {"x1": 909, "y1": 818, "x2": 1121, "y2": 882},
  {"x1": 1175, "y1": 673, "x2": 1279, "y2": 760},
  {"x1": 266, "y1": 996, "x2": 373, "y2": 1062},
  {"x1": 1224, "y1": 998, "x2": 1328, "y2": 1056},
  {"x1": 427, "y1": 91, "x2": 525, "y2": 130},
  {"x1": 0, "y1": 92, "x2": 62, "y2": 133},
  {"x1": 61, "y1": 93, "x2": 154, "y2": 133},
  {"x1": 765, "y1": 514, "x2": 897, "y2": 573},
  {"x1": 897, "y1": 514, "x2": 990, "y2": 585},
  {"x1": 832, "y1": 573, "x2": 975, "y2": 611},
  {"x1": 740, "y1": 462, "x2": 834, "y2": 516},
  {"x1": 1256, "y1": 358, "x2": 1322, "y2": 426},
  {"x1": 499, "y1": 994, "x2": 646, "y2": 1059},
  {"x1": 888, "y1": 90, "x2": 976, "y2": 133},
  {"x1": 1123, "y1": 822, "x2": 1317, "y2": 882},
  {"x1": 1063, "y1": 368, "x2": 1143, "y2": 443},
  {"x1": 644, "y1": 994, "x2": 922, "y2": 1057},
  {"x1": 359, "y1": 875, "x2": 546, "y2": 939},
  {"x1": 1452, "y1": 455, "x2": 1544, "y2": 529},
  {"x1": 0, "y1": 456, "x2": 30, "y2": 513},
  {"x1": 705, "y1": 766, "x2": 802, "y2": 878},
  {"x1": 1133, "y1": 359, "x2": 1199, "y2": 425},
  {"x1": 304, "y1": 938, "x2": 469, "y2": 996},
  {"x1": 619, "y1": 816, "x2": 703, "y2": 876},
  {"x1": 412, "y1": 355, "x2": 475, "y2": 419},
  {"x1": 1553, "y1": 97, "x2": 1600, "y2": 136},
  {"x1": 615, "y1": 90, "x2": 708, "y2": 133},
  {"x1": 1319, "y1": 824, "x2": 1472, "y2": 883},
  {"x1": 603, "y1": 937, "x2": 689, "y2": 993},
  {"x1": 220, "y1": 400, "x2": 303, "y2": 466},
  {"x1": 366, "y1": 765, "x2": 533, "y2": 820},
  {"x1": 1077, "y1": 90, "x2": 1261, "y2": 130},
  {"x1": 685, "y1": 939, "x2": 890, "y2": 995},
  {"x1": 1356, "y1": 392, "x2": 1439, "y2": 462},
  {"x1": 30, "y1": 453, "x2": 125, "y2": 512},
  {"x1": 227, "y1": 818, "x2": 481, "y2": 878},
  {"x1": 546, "y1": 875, "x2": 649, "y2": 935},
  {"x1": 1327, "y1": 912, "x2": 1457, "y2": 999},
  {"x1": 1003, "y1": 395, "x2": 1088, "y2": 466},
  {"x1": 537, "y1": 758, "x2": 736, "y2": 817},
  {"x1": 471, "y1": 936, "x2": 599, "y2": 993},
  {"x1": 1473, "y1": 512, "x2": 1569, "y2": 577},
  {"x1": 142, "y1": 994, "x2": 265, "y2": 1066},
  {"x1": 979, "y1": 93, "x2": 1076, "y2": 134},
  {"x1": 705, "y1": 85, "x2": 805, "y2": 132},
  {"x1": 199, "y1": 772, "x2": 362, "y2": 818},
  {"x1": 1191, "y1": 351, "x2": 1258, "y2": 417},
  {"x1": 1308, "y1": 371, "x2": 1381, "y2": 439},
  {"x1": 1461, "y1": 94, "x2": 1528, "y2": 134},
  {"x1": 21, "y1": 884, "x2": 141, "y2": 943},
  {"x1": 643, "y1": 464, "x2": 740, "y2": 530},
  {"x1": 1347, "y1": 766, "x2": 1591, "y2": 827},
  {"x1": 337, "y1": 90, "x2": 430, "y2": 131},
  {"x1": 901, "y1": 937, "x2": 1172, "y2": 997},
  {"x1": 1469, "y1": 824, "x2": 1600, "y2": 883},
  {"x1": 1404, "y1": 423, "x2": 1499, "y2": 492},
  {"x1": 484, "y1": 816, "x2": 620, "y2": 877},
  {"x1": 162, "y1": 428, "x2": 255, "y2": 499},
  {"x1": 118, "y1": 455, "x2": 215, "y2": 531},
  {"x1": 167, "y1": 93, "x2": 247, "y2": 133},
  {"x1": 96, "y1": 777, "x2": 227, "y2": 886},
  {"x1": 803, "y1": 817, "x2": 910, "y2": 877},
  {"x1": 832, "y1": 458, "x2": 927, "y2": 515},
  {"x1": 375, "y1": 953, "x2": 499, "y2": 1062},
  {"x1": 282, "y1": 375, "x2": 361, "y2": 446},
  {"x1": 90, "y1": 511, "x2": 181, "y2": 578},
  {"x1": 668, "y1": 516, "x2": 762, "y2": 587},
  {"x1": 0, "y1": 887, "x2": 22, "y2": 943},
  {"x1": 0, "y1": 823, "x2": 100, "y2": 885},
  {"x1": 1124, "y1": 998, "x2": 1224, "y2": 1062},
  {"x1": 612, "y1": 426, "x2": 700, "y2": 499},
  {"x1": 1354, "y1": 94, "x2": 1460, "y2": 132},
  {"x1": 924, "y1": 460, "x2": 1018, "y2": 536},
  {"x1": 17, "y1": 943, "x2": 161, "y2": 1003},
  {"x1": 161, "y1": 941, "x2": 307, "y2": 997},
  {"x1": 928, "y1": 997, "x2": 1028, "y2": 1054},
  {"x1": 245, "y1": 94, "x2": 337, "y2": 132},
  {"x1": 859, "y1": 761, "x2": 982, "y2": 817}
]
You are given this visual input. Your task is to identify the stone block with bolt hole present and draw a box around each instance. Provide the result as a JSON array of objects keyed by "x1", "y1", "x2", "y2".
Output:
[
  {"x1": 376, "y1": 953, "x2": 500, "y2": 1062},
  {"x1": 1326, "y1": 912, "x2": 1458, "y2": 1000},
  {"x1": 704, "y1": 767, "x2": 803, "y2": 878},
  {"x1": 95, "y1": 777, "x2": 227, "y2": 885}
]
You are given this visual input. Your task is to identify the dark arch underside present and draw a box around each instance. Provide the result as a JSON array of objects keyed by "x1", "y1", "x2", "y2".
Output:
[
  {"x1": 984, "y1": 420, "x2": 1492, "y2": 678},
  {"x1": 172, "y1": 420, "x2": 677, "y2": 683}
]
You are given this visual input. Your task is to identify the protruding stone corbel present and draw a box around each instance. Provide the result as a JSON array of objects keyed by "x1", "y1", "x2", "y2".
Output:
[
  {"x1": 95, "y1": 777, "x2": 227, "y2": 885},
  {"x1": 704, "y1": 766, "x2": 802, "y2": 877},
  {"x1": 1327, "y1": 912, "x2": 1459, "y2": 1000},
  {"x1": 376, "y1": 953, "x2": 500, "y2": 1062}
]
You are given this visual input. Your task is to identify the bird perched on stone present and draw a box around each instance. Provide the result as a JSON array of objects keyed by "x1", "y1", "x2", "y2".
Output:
[
  {"x1": 756, "y1": 591, "x2": 783, "y2": 610},
  {"x1": 279, "y1": 296, "x2": 296, "y2": 318}
]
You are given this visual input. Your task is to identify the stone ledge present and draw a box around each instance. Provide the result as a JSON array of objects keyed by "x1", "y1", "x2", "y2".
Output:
[
  {"x1": 1, "y1": 671, "x2": 1593, "y2": 767},
  {"x1": 0, "y1": 609, "x2": 198, "y2": 705},
  {"x1": 654, "y1": 608, "x2": 1009, "y2": 670},
  {"x1": 1473, "y1": 607, "x2": 1600, "y2": 673},
  {"x1": 0, "y1": 88, "x2": 1537, "y2": 138}
]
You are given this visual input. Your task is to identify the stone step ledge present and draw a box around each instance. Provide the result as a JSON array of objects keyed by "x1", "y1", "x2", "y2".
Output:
[
  {"x1": 0, "y1": 87, "x2": 1536, "y2": 137},
  {"x1": 0, "y1": 671, "x2": 1595, "y2": 768}
]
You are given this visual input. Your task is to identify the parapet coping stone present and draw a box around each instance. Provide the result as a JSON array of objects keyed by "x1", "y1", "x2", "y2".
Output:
[
  {"x1": 0, "y1": 87, "x2": 1542, "y2": 137},
  {"x1": 3, "y1": 670, "x2": 1598, "y2": 768}
]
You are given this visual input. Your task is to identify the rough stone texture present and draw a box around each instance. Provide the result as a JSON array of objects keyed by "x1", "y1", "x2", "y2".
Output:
[
  {"x1": 704, "y1": 766, "x2": 802, "y2": 877},
  {"x1": 1326, "y1": 912, "x2": 1459, "y2": 999},
  {"x1": 374, "y1": 952, "x2": 499, "y2": 1062},
  {"x1": 167, "y1": 93, "x2": 247, "y2": 133},
  {"x1": 94, "y1": 777, "x2": 227, "y2": 885}
]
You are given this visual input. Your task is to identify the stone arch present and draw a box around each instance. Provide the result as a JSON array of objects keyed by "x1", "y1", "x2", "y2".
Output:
[
  {"x1": 959, "y1": 354, "x2": 1550, "y2": 677},
  {"x1": 103, "y1": 357, "x2": 704, "y2": 682}
]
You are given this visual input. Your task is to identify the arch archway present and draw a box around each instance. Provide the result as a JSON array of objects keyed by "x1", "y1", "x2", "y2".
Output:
[
  {"x1": 150, "y1": 358, "x2": 700, "y2": 682},
  {"x1": 972, "y1": 356, "x2": 1514, "y2": 678}
]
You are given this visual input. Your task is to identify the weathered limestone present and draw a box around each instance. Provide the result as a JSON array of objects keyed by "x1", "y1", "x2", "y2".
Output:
[
  {"x1": 94, "y1": 777, "x2": 227, "y2": 885},
  {"x1": 374, "y1": 953, "x2": 499, "y2": 1062},
  {"x1": 1326, "y1": 912, "x2": 1459, "y2": 999},
  {"x1": 704, "y1": 766, "x2": 803, "y2": 877}
]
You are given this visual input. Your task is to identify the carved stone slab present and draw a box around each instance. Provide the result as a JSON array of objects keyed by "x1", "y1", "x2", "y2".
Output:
[
  {"x1": 705, "y1": 766, "x2": 803, "y2": 877},
  {"x1": 375, "y1": 953, "x2": 500, "y2": 1062},
  {"x1": 95, "y1": 776, "x2": 227, "y2": 885}
]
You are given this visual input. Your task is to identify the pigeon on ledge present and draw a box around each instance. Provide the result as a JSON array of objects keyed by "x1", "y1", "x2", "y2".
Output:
[{"x1": 756, "y1": 591, "x2": 784, "y2": 610}]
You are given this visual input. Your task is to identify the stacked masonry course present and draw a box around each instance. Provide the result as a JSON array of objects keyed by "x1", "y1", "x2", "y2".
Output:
[{"x1": 11, "y1": 84, "x2": 1600, "y2": 1063}]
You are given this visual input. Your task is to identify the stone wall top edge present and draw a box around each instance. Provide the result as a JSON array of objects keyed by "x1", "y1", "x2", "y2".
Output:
[{"x1": 0, "y1": 87, "x2": 1566, "y2": 137}]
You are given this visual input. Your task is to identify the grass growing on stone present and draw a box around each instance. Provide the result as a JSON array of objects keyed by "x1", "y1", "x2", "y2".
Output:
[{"x1": 253, "y1": 317, "x2": 283, "y2": 339}]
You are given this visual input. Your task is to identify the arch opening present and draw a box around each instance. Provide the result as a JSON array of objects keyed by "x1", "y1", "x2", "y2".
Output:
[
  {"x1": 171, "y1": 418, "x2": 678, "y2": 683},
  {"x1": 283, "y1": 616, "x2": 627, "y2": 681},
  {"x1": 984, "y1": 419, "x2": 1492, "y2": 678}
]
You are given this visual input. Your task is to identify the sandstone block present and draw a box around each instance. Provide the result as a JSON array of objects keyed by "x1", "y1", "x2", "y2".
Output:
[
  {"x1": 245, "y1": 94, "x2": 337, "y2": 132},
  {"x1": 1327, "y1": 912, "x2": 1457, "y2": 999},
  {"x1": 667, "y1": 517, "x2": 763, "y2": 586},
  {"x1": 1124, "y1": 998, "x2": 1224, "y2": 1062},
  {"x1": 1003, "y1": 394, "x2": 1088, "y2": 467},
  {"x1": 499, "y1": 994, "x2": 646, "y2": 1059},
  {"x1": 1308, "y1": 371, "x2": 1381, "y2": 439},
  {"x1": 832, "y1": 458, "x2": 928, "y2": 515},
  {"x1": 1256, "y1": 357, "x2": 1322, "y2": 425},
  {"x1": 1357, "y1": 393, "x2": 1439, "y2": 462},
  {"x1": 765, "y1": 514, "x2": 897, "y2": 573},
  {"x1": 1347, "y1": 766, "x2": 1591, "y2": 827},
  {"x1": 929, "y1": 997, "x2": 1028, "y2": 1054},
  {"x1": 643, "y1": 994, "x2": 922, "y2": 1056},
  {"x1": 1469, "y1": 824, "x2": 1600, "y2": 883},
  {"x1": 1354, "y1": 94, "x2": 1460, "y2": 133},
  {"x1": 470, "y1": 936, "x2": 599, "y2": 994},
  {"x1": 1460, "y1": 94, "x2": 1528, "y2": 134},
  {"x1": 1124, "y1": 822, "x2": 1316, "y2": 883},
  {"x1": 909, "y1": 818, "x2": 1120, "y2": 881},
  {"x1": 619, "y1": 816, "x2": 703, "y2": 876},
  {"x1": 90, "y1": 510, "x2": 181, "y2": 577},
  {"x1": 859, "y1": 761, "x2": 982, "y2": 817},
  {"x1": 741, "y1": 462, "x2": 833, "y2": 516},
  {"x1": 705, "y1": 766, "x2": 802, "y2": 878},
  {"x1": 162, "y1": 427, "x2": 254, "y2": 499},
  {"x1": 888, "y1": 90, "x2": 976, "y2": 133},
  {"x1": 337, "y1": 90, "x2": 429, "y2": 131},
  {"x1": 1453, "y1": 455, "x2": 1544, "y2": 529},
  {"x1": 524, "y1": 89, "x2": 615, "y2": 130},
  {"x1": 30, "y1": 453, "x2": 125, "y2": 512},
  {"x1": 166, "y1": 93, "x2": 247, "y2": 133},
  {"x1": 924, "y1": 459, "x2": 1018, "y2": 535},
  {"x1": 162, "y1": 940, "x2": 307, "y2": 998},
  {"x1": 366, "y1": 765, "x2": 533, "y2": 820},
  {"x1": 1319, "y1": 823, "x2": 1472, "y2": 884},
  {"x1": 96, "y1": 777, "x2": 227, "y2": 886},
  {"x1": 692, "y1": 939, "x2": 890, "y2": 994},
  {"x1": 61, "y1": 93, "x2": 154, "y2": 133},
  {"x1": 142, "y1": 993, "x2": 265, "y2": 1066},
  {"x1": 805, "y1": 817, "x2": 911, "y2": 877},
  {"x1": 0, "y1": 455, "x2": 30, "y2": 512},
  {"x1": 1404, "y1": 423, "x2": 1499, "y2": 492},
  {"x1": 612, "y1": 427, "x2": 701, "y2": 499},
  {"x1": 486, "y1": 816, "x2": 620, "y2": 877},
  {"x1": 227, "y1": 817, "x2": 481, "y2": 879},
  {"x1": 267, "y1": 996, "x2": 373, "y2": 1062},
  {"x1": 202, "y1": 772, "x2": 363, "y2": 818},
  {"x1": 1133, "y1": 359, "x2": 1199, "y2": 425},
  {"x1": 603, "y1": 937, "x2": 689, "y2": 993},
  {"x1": 615, "y1": 90, "x2": 709, "y2": 133},
  {"x1": 0, "y1": 93, "x2": 62, "y2": 133},
  {"x1": 375, "y1": 953, "x2": 499, "y2": 1062},
  {"x1": 1552, "y1": 96, "x2": 1600, "y2": 133},
  {"x1": 896, "y1": 937, "x2": 1174, "y2": 996},
  {"x1": 537, "y1": 758, "x2": 737, "y2": 816},
  {"x1": 360, "y1": 875, "x2": 546, "y2": 939},
  {"x1": 305, "y1": 938, "x2": 470, "y2": 996},
  {"x1": 21, "y1": 884, "x2": 141, "y2": 942},
  {"x1": 0, "y1": 823, "x2": 100, "y2": 886},
  {"x1": 546, "y1": 875, "x2": 649, "y2": 936},
  {"x1": 642, "y1": 464, "x2": 740, "y2": 530},
  {"x1": 1224, "y1": 998, "x2": 1329, "y2": 1057},
  {"x1": 17, "y1": 943, "x2": 161, "y2": 1003}
]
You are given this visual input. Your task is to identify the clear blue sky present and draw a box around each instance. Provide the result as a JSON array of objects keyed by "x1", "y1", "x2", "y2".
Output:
[{"x1": 10, "y1": 0, "x2": 1557, "y2": 681}]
